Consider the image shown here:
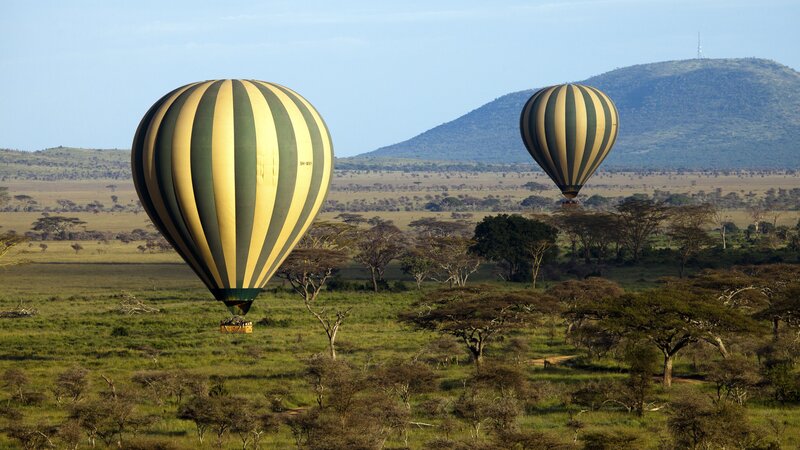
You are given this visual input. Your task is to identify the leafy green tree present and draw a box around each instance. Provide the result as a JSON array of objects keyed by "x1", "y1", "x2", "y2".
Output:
[
  {"x1": 178, "y1": 396, "x2": 215, "y2": 444},
  {"x1": 582, "y1": 194, "x2": 614, "y2": 210},
  {"x1": 549, "y1": 278, "x2": 624, "y2": 335},
  {"x1": 707, "y1": 264, "x2": 800, "y2": 339},
  {"x1": 471, "y1": 214, "x2": 557, "y2": 281}
]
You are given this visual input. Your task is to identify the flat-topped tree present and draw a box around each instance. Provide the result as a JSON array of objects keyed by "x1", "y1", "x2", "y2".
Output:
[
  {"x1": 548, "y1": 278, "x2": 624, "y2": 335},
  {"x1": 584, "y1": 288, "x2": 756, "y2": 387},
  {"x1": 31, "y1": 215, "x2": 86, "y2": 240},
  {"x1": 399, "y1": 285, "x2": 559, "y2": 369}
]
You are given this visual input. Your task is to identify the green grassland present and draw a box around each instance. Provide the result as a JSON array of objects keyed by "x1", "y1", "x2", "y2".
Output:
[{"x1": 1, "y1": 263, "x2": 799, "y2": 449}]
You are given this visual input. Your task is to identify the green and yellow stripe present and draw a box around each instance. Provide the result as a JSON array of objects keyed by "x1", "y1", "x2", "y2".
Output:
[
  {"x1": 520, "y1": 83, "x2": 618, "y2": 199},
  {"x1": 132, "y1": 80, "x2": 334, "y2": 315}
]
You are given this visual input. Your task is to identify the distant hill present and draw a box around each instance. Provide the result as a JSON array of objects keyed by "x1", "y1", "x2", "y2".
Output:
[
  {"x1": 0, "y1": 147, "x2": 129, "y2": 180},
  {"x1": 360, "y1": 58, "x2": 800, "y2": 169}
]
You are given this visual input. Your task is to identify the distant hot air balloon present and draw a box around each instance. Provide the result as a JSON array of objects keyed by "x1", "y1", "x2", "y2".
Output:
[
  {"x1": 132, "y1": 80, "x2": 333, "y2": 316},
  {"x1": 520, "y1": 84, "x2": 618, "y2": 201}
]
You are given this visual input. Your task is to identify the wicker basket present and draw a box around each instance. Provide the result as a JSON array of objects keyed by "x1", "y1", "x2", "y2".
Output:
[{"x1": 220, "y1": 322, "x2": 253, "y2": 334}]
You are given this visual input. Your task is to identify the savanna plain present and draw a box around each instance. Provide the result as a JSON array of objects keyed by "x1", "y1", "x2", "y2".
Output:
[{"x1": 1, "y1": 160, "x2": 799, "y2": 449}]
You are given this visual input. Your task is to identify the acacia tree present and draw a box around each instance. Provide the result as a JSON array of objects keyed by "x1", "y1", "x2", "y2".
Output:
[
  {"x1": 551, "y1": 210, "x2": 619, "y2": 264},
  {"x1": 0, "y1": 233, "x2": 26, "y2": 267},
  {"x1": 399, "y1": 247, "x2": 436, "y2": 290},
  {"x1": 31, "y1": 215, "x2": 86, "y2": 240},
  {"x1": 614, "y1": 197, "x2": 670, "y2": 261},
  {"x1": 711, "y1": 205, "x2": 733, "y2": 250},
  {"x1": 742, "y1": 264, "x2": 800, "y2": 339},
  {"x1": 52, "y1": 367, "x2": 89, "y2": 405},
  {"x1": 399, "y1": 285, "x2": 559, "y2": 369},
  {"x1": 582, "y1": 288, "x2": 755, "y2": 387},
  {"x1": 353, "y1": 218, "x2": 406, "y2": 292},
  {"x1": 277, "y1": 221, "x2": 353, "y2": 359},
  {"x1": 428, "y1": 235, "x2": 481, "y2": 288},
  {"x1": 404, "y1": 219, "x2": 480, "y2": 288},
  {"x1": 408, "y1": 218, "x2": 471, "y2": 238},
  {"x1": 692, "y1": 265, "x2": 800, "y2": 340},
  {"x1": 667, "y1": 204, "x2": 715, "y2": 277},
  {"x1": 335, "y1": 212, "x2": 368, "y2": 226},
  {"x1": 371, "y1": 359, "x2": 436, "y2": 410},
  {"x1": 548, "y1": 278, "x2": 624, "y2": 335},
  {"x1": 523, "y1": 240, "x2": 551, "y2": 289}
]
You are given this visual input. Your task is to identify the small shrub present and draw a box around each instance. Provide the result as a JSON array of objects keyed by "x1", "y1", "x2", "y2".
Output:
[
  {"x1": 255, "y1": 316, "x2": 292, "y2": 327},
  {"x1": 111, "y1": 326, "x2": 129, "y2": 337},
  {"x1": 390, "y1": 280, "x2": 410, "y2": 292},
  {"x1": 53, "y1": 366, "x2": 89, "y2": 404},
  {"x1": 667, "y1": 389, "x2": 778, "y2": 449}
]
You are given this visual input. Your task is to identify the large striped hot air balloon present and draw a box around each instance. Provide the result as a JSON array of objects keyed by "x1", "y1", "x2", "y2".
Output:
[
  {"x1": 132, "y1": 80, "x2": 333, "y2": 316},
  {"x1": 520, "y1": 84, "x2": 618, "y2": 200}
]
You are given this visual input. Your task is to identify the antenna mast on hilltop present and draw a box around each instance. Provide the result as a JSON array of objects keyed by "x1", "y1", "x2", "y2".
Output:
[{"x1": 697, "y1": 32, "x2": 703, "y2": 59}]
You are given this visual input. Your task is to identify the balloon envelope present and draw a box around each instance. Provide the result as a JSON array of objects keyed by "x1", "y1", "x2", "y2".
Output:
[
  {"x1": 520, "y1": 84, "x2": 618, "y2": 199},
  {"x1": 131, "y1": 80, "x2": 333, "y2": 315}
]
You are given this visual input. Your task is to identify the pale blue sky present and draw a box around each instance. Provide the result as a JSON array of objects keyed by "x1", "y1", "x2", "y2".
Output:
[{"x1": 1, "y1": 0, "x2": 798, "y2": 157}]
